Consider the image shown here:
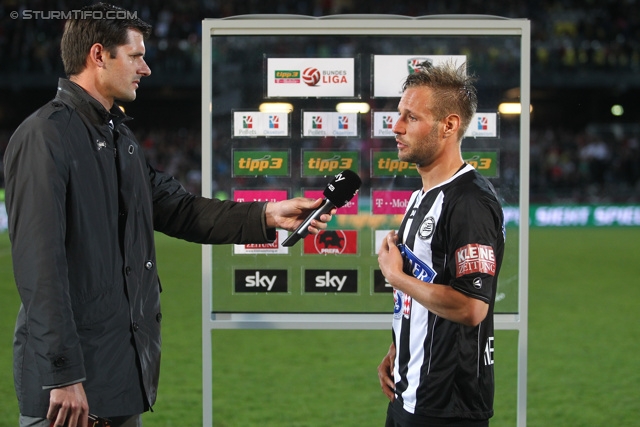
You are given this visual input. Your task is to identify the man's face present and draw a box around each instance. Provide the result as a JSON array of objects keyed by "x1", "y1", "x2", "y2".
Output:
[
  {"x1": 392, "y1": 86, "x2": 443, "y2": 168},
  {"x1": 100, "y1": 28, "x2": 151, "y2": 104}
]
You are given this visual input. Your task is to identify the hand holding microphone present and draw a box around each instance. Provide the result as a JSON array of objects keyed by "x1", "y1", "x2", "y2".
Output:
[{"x1": 282, "y1": 169, "x2": 362, "y2": 247}]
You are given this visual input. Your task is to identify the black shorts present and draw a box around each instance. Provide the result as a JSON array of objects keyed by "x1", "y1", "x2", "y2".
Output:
[{"x1": 385, "y1": 401, "x2": 489, "y2": 427}]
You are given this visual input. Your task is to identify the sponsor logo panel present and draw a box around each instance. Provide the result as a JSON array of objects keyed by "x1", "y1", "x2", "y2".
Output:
[
  {"x1": 234, "y1": 269, "x2": 289, "y2": 293},
  {"x1": 233, "y1": 189, "x2": 288, "y2": 203},
  {"x1": 233, "y1": 150, "x2": 289, "y2": 177},
  {"x1": 302, "y1": 151, "x2": 359, "y2": 176},
  {"x1": 464, "y1": 113, "x2": 498, "y2": 138},
  {"x1": 372, "y1": 55, "x2": 466, "y2": 97},
  {"x1": 267, "y1": 58, "x2": 355, "y2": 97},
  {"x1": 372, "y1": 111, "x2": 400, "y2": 137},
  {"x1": 232, "y1": 111, "x2": 289, "y2": 137},
  {"x1": 463, "y1": 151, "x2": 499, "y2": 178},
  {"x1": 304, "y1": 269, "x2": 358, "y2": 293},
  {"x1": 303, "y1": 230, "x2": 358, "y2": 254},
  {"x1": 302, "y1": 111, "x2": 359, "y2": 137},
  {"x1": 371, "y1": 150, "x2": 419, "y2": 177},
  {"x1": 371, "y1": 190, "x2": 413, "y2": 215}
]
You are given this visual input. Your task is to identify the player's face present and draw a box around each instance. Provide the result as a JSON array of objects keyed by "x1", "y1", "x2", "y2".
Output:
[
  {"x1": 392, "y1": 86, "x2": 443, "y2": 168},
  {"x1": 100, "y1": 29, "x2": 151, "y2": 105}
]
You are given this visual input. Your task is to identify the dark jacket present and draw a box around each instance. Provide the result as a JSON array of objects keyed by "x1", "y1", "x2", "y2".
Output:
[{"x1": 3, "y1": 78, "x2": 274, "y2": 417}]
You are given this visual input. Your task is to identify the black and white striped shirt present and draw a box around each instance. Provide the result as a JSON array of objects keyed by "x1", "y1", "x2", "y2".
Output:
[{"x1": 391, "y1": 164, "x2": 505, "y2": 421}]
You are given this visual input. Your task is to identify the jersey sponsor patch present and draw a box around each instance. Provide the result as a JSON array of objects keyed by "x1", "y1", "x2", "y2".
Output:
[
  {"x1": 393, "y1": 289, "x2": 412, "y2": 319},
  {"x1": 398, "y1": 243, "x2": 437, "y2": 283},
  {"x1": 393, "y1": 289, "x2": 402, "y2": 319},
  {"x1": 455, "y1": 243, "x2": 496, "y2": 277}
]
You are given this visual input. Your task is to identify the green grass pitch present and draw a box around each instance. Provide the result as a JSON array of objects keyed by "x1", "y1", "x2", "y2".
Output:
[{"x1": 1, "y1": 227, "x2": 639, "y2": 426}]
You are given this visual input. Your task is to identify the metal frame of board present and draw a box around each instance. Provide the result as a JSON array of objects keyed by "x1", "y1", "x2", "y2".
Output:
[{"x1": 201, "y1": 15, "x2": 530, "y2": 426}]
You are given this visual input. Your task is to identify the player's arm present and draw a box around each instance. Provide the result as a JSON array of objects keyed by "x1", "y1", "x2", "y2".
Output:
[{"x1": 377, "y1": 231, "x2": 488, "y2": 327}]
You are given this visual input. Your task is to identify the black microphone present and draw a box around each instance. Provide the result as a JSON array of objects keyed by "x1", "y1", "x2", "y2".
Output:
[{"x1": 281, "y1": 169, "x2": 362, "y2": 247}]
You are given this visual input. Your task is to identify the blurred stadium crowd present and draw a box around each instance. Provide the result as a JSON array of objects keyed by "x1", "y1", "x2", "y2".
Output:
[{"x1": 1, "y1": 0, "x2": 639, "y2": 202}]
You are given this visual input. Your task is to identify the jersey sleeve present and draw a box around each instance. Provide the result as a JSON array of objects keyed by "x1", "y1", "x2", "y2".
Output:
[{"x1": 446, "y1": 185, "x2": 504, "y2": 303}]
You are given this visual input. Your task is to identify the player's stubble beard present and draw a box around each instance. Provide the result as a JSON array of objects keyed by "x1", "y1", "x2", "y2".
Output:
[{"x1": 398, "y1": 121, "x2": 441, "y2": 168}]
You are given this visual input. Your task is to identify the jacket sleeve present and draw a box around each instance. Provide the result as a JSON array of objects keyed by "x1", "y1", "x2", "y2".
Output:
[
  {"x1": 4, "y1": 113, "x2": 86, "y2": 387},
  {"x1": 148, "y1": 163, "x2": 275, "y2": 245}
]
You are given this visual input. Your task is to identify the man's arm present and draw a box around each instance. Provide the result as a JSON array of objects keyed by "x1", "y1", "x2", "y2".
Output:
[
  {"x1": 5, "y1": 118, "x2": 88, "y2": 419},
  {"x1": 377, "y1": 231, "x2": 488, "y2": 327}
]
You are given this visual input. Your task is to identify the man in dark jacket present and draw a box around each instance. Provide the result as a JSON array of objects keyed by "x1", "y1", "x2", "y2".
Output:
[{"x1": 3, "y1": 4, "x2": 333, "y2": 427}]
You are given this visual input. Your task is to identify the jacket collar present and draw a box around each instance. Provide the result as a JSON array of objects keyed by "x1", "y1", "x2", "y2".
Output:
[{"x1": 55, "y1": 78, "x2": 131, "y2": 129}]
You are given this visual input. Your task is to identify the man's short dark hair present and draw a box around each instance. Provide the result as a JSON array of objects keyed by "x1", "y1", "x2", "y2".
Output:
[
  {"x1": 61, "y1": 2, "x2": 152, "y2": 77},
  {"x1": 403, "y1": 60, "x2": 478, "y2": 140}
]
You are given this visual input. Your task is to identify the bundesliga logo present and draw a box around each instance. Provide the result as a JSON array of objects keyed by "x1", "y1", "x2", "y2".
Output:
[
  {"x1": 302, "y1": 67, "x2": 349, "y2": 86},
  {"x1": 302, "y1": 67, "x2": 321, "y2": 86}
]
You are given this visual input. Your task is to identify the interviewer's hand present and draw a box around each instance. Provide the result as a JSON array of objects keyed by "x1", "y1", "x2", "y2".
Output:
[
  {"x1": 264, "y1": 197, "x2": 335, "y2": 233},
  {"x1": 378, "y1": 342, "x2": 396, "y2": 402},
  {"x1": 47, "y1": 383, "x2": 89, "y2": 427}
]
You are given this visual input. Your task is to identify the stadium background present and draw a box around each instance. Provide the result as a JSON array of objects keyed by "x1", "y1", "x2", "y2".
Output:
[{"x1": 0, "y1": 1, "x2": 639, "y2": 426}]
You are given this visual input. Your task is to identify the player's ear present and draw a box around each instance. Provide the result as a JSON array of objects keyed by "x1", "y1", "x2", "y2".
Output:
[{"x1": 441, "y1": 114, "x2": 460, "y2": 138}]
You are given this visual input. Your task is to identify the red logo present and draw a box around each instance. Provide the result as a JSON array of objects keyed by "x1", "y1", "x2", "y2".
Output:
[
  {"x1": 303, "y1": 230, "x2": 357, "y2": 254},
  {"x1": 455, "y1": 243, "x2": 496, "y2": 277},
  {"x1": 302, "y1": 67, "x2": 321, "y2": 86}
]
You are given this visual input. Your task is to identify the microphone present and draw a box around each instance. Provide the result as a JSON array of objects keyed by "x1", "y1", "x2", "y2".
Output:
[{"x1": 281, "y1": 169, "x2": 362, "y2": 247}]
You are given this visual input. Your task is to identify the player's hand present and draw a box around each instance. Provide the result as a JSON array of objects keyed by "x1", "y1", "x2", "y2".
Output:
[
  {"x1": 377, "y1": 342, "x2": 396, "y2": 402},
  {"x1": 47, "y1": 383, "x2": 89, "y2": 427},
  {"x1": 377, "y1": 231, "x2": 403, "y2": 285},
  {"x1": 264, "y1": 197, "x2": 335, "y2": 233}
]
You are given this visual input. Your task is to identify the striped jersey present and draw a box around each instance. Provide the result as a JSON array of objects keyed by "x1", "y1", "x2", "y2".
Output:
[{"x1": 391, "y1": 163, "x2": 505, "y2": 421}]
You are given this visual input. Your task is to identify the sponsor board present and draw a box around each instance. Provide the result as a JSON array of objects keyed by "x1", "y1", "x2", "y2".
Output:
[
  {"x1": 462, "y1": 151, "x2": 499, "y2": 178},
  {"x1": 232, "y1": 111, "x2": 289, "y2": 137},
  {"x1": 372, "y1": 55, "x2": 466, "y2": 97},
  {"x1": 301, "y1": 111, "x2": 359, "y2": 137},
  {"x1": 233, "y1": 150, "x2": 289, "y2": 176},
  {"x1": 302, "y1": 150, "x2": 359, "y2": 176},
  {"x1": 304, "y1": 269, "x2": 358, "y2": 293},
  {"x1": 303, "y1": 230, "x2": 358, "y2": 254},
  {"x1": 233, "y1": 189, "x2": 288, "y2": 203},
  {"x1": 372, "y1": 111, "x2": 400, "y2": 137},
  {"x1": 371, "y1": 150, "x2": 418, "y2": 177},
  {"x1": 267, "y1": 58, "x2": 355, "y2": 97},
  {"x1": 465, "y1": 112, "x2": 499, "y2": 138},
  {"x1": 371, "y1": 190, "x2": 413, "y2": 215},
  {"x1": 234, "y1": 231, "x2": 289, "y2": 255},
  {"x1": 234, "y1": 269, "x2": 288, "y2": 293}
]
